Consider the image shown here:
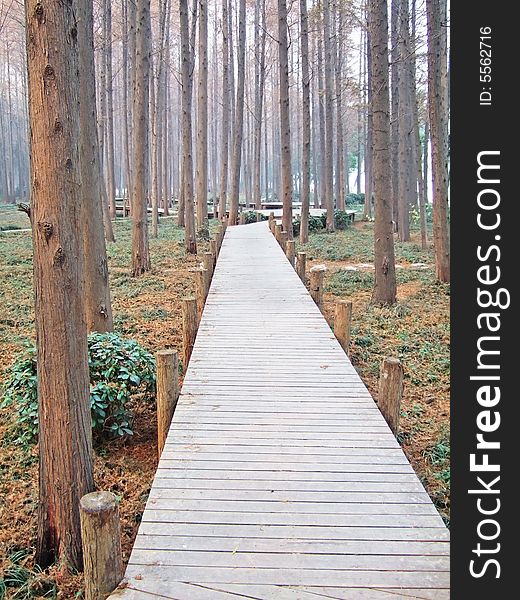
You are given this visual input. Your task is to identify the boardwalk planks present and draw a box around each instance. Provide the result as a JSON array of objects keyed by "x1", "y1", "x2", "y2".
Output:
[{"x1": 109, "y1": 222, "x2": 449, "y2": 599}]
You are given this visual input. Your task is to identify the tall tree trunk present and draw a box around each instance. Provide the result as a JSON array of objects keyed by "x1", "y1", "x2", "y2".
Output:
[
  {"x1": 368, "y1": 0, "x2": 397, "y2": 305},
  {"x1": 396, "y1": 0, "x2": 414, "y2": 241},
  {"x1": 79, "y1": 0, "x2": 114, "y2": 332},
  {"x1": 426, "y1": 0, "x2": 450, "y2": 282},
  {"x1": 195, "y1": 0, "x2": 209, "y2": 237},
  {"x1": 300, "y1": 0, "x2": 311, "y2": 242},
  {"x1": 105, "y1": 0, "x2": 116, "y2": 218},
  {"x1": 278, "y1": 0, "x2": 293, "y2": 238},
  {"x1": 228, "y1": 0, "x2": 246, "y2": 225},
  {"x1": 390, "y1": 0, "x2": 400, "y2": 228},
  {"x1": 26, "y1": 0, "x2": 94, "y2": 570},
  {"x1": 122, "y1": 0, "x2": 132, "y2": 210},
  {"x1": 253, "y1": 0, "x2": 267, "y2": 210},
  {"x1": 131, "y1": 0, "x2": 152, "y2": 275},
  {"x1": 218, "y1": 0, "x2": 230, "y2": 220},
  {"x1": 317, "y1": 35, "x2": 327, "y2": 208},
  {"x1": 364, "y1": 28, "x2": 373, "y2": 219},
  {"x1": 322, "y1": 0, "x2": 335, "y2": 231},
  {"x1": 334, "y1": 1, "x2": 345, "y2": 211},
  {"x1": 180, "y1": 0, "x2": 197, "y2": 252}
]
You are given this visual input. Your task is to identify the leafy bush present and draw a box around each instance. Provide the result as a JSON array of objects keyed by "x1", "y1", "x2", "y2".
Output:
[
  {"x1": 347, "y1": 192, "x2": 365, "y2": 205},
  {"x1": 334, "y1": 210, "x2": 352, "y2": 230},
  {"x1": 292, "y1": 213, "x2": 325, "y2": 237},
  {"x1": 242, "y1": 210, "x2": 267, "y2": 224},
  {"x1": 1, "y1": 332, "x2": 156, "y2": 445}
]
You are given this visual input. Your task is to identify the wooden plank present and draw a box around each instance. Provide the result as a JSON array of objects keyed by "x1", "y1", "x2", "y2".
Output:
[
  {"x1": 122, "y1": 564, "x2": 450, "y2": 588},
  {"x1": 128, "y1": 549, "x2": 449, "y2": 572},
  {"x1": 131, "y1": 536, "x2": 450, "y2": 556},
  {"x1": 138, "y1": 522, "x2": 450, "y2": 542}
]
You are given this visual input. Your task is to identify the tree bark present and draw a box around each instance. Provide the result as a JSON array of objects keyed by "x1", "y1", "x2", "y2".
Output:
[
  {"x1": 253, "y1": 0, "x2": 267, "y2": 210},
  {"x1": 322, "y1": 0, "x2": 335, "y2": 231},
  {"x1": 218, "y1": 0, "x2": 231, "y2": 220},
  {"x1": 78, "y1": 0, "x2": 114, "y2": 332},
  {"x1": 228, "y1": 0, "x2": 246, "y2": 225},
  {"x1": 25, "y1": 0, "x2": 95, "y2": 569},
  {"x1": 426, "y1": 0, "x2": 450, "y2": 282},
  {"x1": 195, "y1": 0, "x2": 209, "y2": 237},
  {"x1": 180, "y1": 0, "x2": 197, "y2": 252},
  {"x1": 300, "y1": 0, "x2": 311, "y2": 242},
  {"x1": 368, "y1": 0, "x2": 397, "y2": 305},
  {"x1": 278, "y1": 0, "x2": 293, "y2": 238},
  {"x1": 130, "y1": 0, "x2": 152, "y2": 276}
]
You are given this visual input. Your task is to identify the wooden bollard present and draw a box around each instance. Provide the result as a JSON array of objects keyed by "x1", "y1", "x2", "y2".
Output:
[
  {"x1": 274, "y1": 224, "x2": 282, "y2": 244},
  {"x1": 378, "y1": 357, "x2": 404, "y2": 435},
  {"x1": 80, "y1": 491, "x2": 123, "y2": 600},
  {"x1": 203, "y1": 251, "x2": 214, "y2": 282},
  {"x1": 285, "y1": 240, "x2": 295, "y2": 267},
  {"x1": 280, "y1": 229, "x2": 288, "y2": 247},
  {"x1": 309, "y1": 264, "x2": 327, "y2": 309},
  {"x1": 239, "y1": 212, "x2": 246, "y2": 225},
  {"x1": 256, "y1": 211, "x2": 262, "y2": 222},
  {"x1": 182, "y1": 297, "x2": 198, "y2": 370},
  {"x1": 296, "y1": 251, "x2": 307, "y2": 282},
  {"x1": 335, "y1": 300, "x2": 353, "y2": 356},
  {"x1": 195, "y1": 266, "x2": 209, "y2": 317},
  {"x1": 156, "y1": 350, "x2": 179, "y2": 457},
  {"x1": 209, "y1": 239, "x2": 217, "y2": 263}
]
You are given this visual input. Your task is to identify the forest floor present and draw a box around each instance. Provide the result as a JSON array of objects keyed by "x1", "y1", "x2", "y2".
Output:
[{"x1": 0, "y1": 205, "x2": 449, "y2": 598}]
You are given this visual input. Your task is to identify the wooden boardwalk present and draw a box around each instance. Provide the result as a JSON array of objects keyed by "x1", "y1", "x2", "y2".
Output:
[{"x1": 112, "y1": 222, "x2": 450, "y2": 600}]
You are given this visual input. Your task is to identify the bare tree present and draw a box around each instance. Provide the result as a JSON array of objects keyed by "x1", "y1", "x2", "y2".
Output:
[
  {"x1": 130, "y1": 0, "x2": 152, "y2": 276},
  {"x1": 278, "y1": 0, "x2": 293, "y2": 238},
  {"x1": 79, "y1": 0, "x2": 114, "y2": 332},
  {"x1": 228, "y1": 0, "x2": 246, "y2": 225},
  {"x1": 368, "y1": 0, "x2": 397, "y2": 305},
  {"x1": 195, "y1": 0, "x2": 209, "y2": 237},
  {"x1": 218, "y1": 0, "x2": 230, "y2": 220},
  {"x1": 25, "y1": 0, "x2": 94, "y2": 569},
  {"x1": 426, "y1": 0, "x2": 450, "y2": 282},
  {"x1": 299, "y1": 0, "x2": 311, "y2": 242}
]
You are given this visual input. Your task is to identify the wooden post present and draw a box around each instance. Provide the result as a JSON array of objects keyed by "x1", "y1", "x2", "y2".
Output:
[
  {"x1": 239, "y1": 211, "x2": 246, "y2": 225},
  {"x1": 296, "y1": 251, "x2": 307, "y2": 282},
  {"x1": 195, "y1": 266, "x2": 209, "y2": 316},
  {"x1": 335, "y1": 300, "x2": 353, "y2": 355},
  {"x1": 156, "y1": 350, "x2": 179, "y2": 457},
  {"x1": 80, "y1": 491, "x2": 123, "y2": 600},
  {"x1": 274, "y1": 223, "x2": 282, "y2": 244},
  {"x1": 280, "y1": 229, "x2": 288, "y2": 247},
  {"x1": 203, "y1": 251, "x2": 214, "y2": 282},
  {"x1": 378, "y1": 357, "x2": 404, "y2": 435},
  {"x1": 285, "y1": 240, "x2": 295, "y2": 267},
  {"x1": 256, "y1": 211, "x2": 262, "y2": 222},
  {"x1": 309, "y1": 264, "x2": 327, "y2": 309},
  {"x1": 209, "y1": 239, "x2": 217, "y2": 263},
  {"x1": 182, "y1": 297, "x2": 197, "y2": 370}
]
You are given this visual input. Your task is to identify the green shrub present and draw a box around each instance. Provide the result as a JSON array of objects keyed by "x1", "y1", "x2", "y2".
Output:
[
  {"x1": 1, "y1": 332, "x2": 156, "y2": 445},
  {"x1": 242, "y1": 210, "x2": 267, "y2": 224},
  {"x1": 347, "y1": 192, "x2": 365, "y2": 205},
  {"x1": 334, "y1": 209, "x2": 352, "y2": 230}
]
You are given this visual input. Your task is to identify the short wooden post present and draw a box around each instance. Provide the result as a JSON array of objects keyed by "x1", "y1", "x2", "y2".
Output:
[
  {"x1": 80, "y1": 491, "x2": 123, "y2": 600},
  {"x1": 309, "y1": 264, "x2": 327, "y2": 309},
  {"x1": 156, "y1": 350, "x2": 179, "y2": 457},
  {"x1": 209, "y1": 239, "x2": 217, "y2": 263},
  {"x1": 378, "y1": 357, "x2": 404, "y2": 435},
  {"x1": 182, "y1": 297, "x2": 198, "y2": 370},
  {"x1": 296, "y1": 251, "x2": 307, "y2": 282},
  {"x1": 256, "y1": 211, "x2": 262, "y2": 222},
  {"x1": 335, "y1": 300, "x2": 353, "y2": 355},
  {"x1": 195, "y1": 266, "x2": 209, "y2": 316},
  {"x1": 274, "y1": 223, "x2": 282, "y2": 244},
  {"x1": 280, "y1": 229, "x2": 288, "y2": 247},
  {"x1": 203, "y1": 251, "x2": 214, "y2": 283},
  {"x1": 285, "y1": 240, "x2": 295, "y2": 267},
  {"x1": 269, "y1": 211, "x2": 275, "y2": 227},
  {"x1": 239, "y1": 212, "x2": 246, "y2": 225}
]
